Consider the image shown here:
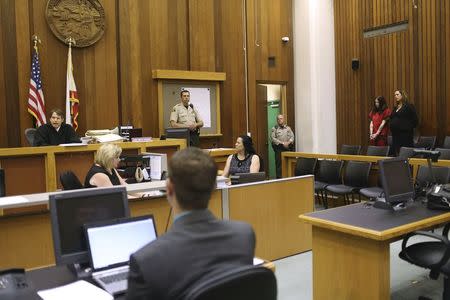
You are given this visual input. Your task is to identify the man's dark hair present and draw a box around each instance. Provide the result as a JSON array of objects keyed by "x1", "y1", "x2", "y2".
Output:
[
  {"x1": 168, "y1": 148, "x2": 217, "y2": 210},
  {"x1": 180, "y1": 90, "x2": 190, "y2": 97},
  {"x1": 50, "y1": 108, "x2": 64, "y2": 119}
]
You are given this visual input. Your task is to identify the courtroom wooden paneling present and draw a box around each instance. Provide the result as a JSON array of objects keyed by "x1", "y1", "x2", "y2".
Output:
[
  {"x1": 335, "y1": 0, "x2": 450, "y2": 150},
  {"x1": 0, "y1": 0, "x2": 294, "y2": 149},
  {"x1": 246, "y1": 0, "x2": 295, "y2": 155}
]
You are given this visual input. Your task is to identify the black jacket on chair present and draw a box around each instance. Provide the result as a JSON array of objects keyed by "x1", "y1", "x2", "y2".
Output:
[{"x1": 126, "y1": 209, "x2": 255, "y2": 300}]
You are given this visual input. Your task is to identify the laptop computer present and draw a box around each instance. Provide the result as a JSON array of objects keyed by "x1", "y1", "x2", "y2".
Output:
[{"x1": 84, "y1": 215, "x2": 157, "y2": 295}]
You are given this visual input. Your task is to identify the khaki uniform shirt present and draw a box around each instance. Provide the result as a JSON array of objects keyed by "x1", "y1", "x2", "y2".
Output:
[
  {"x1": 169, "y1": 103, "x2": 203, "y2": 126},
  {"x1": 271, "y1": 125, "x2": 294, "y2": 145}
]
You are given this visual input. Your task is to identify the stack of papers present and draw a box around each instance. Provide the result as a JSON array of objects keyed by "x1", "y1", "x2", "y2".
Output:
[{"x1": 38, "y1": 280, "x2": 113, "y2": 300}]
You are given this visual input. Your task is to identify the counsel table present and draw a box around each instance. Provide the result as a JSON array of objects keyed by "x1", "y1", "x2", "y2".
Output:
[{"x1": 300, "y1": 202, "x2": 450, "y2": 299}]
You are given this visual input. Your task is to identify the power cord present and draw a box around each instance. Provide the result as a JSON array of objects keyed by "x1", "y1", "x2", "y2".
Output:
[{"x1": 165, "y1": 208, "x2": 172, "y2": 232}]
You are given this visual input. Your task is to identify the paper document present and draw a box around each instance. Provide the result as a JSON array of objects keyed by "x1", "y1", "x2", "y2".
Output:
[
  {"x1": 95, "y1": 134, "x2": 125, "y2": 143},
  {"x1": 150, "y1": 156, "x2": 162, "y2": 180},
  {"x1": 0, "y1": 196, "x2": 29, "y2": 206},
  {"x1": 59, "y1": 143, "x2": 87, "y2": 147},
  {"x1": 38, "y1": 280, "x2": 113, "y2": 300},
  {"x1": 253, "y1": 257, "x2": 264, "y2": 265}
]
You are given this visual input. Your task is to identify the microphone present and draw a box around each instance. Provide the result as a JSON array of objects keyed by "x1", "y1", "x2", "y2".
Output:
[{"x1": 189, "y1": 103, "x2": 194, "y2": 109}]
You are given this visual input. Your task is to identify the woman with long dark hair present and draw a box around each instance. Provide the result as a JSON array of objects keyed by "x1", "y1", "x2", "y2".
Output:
[
  {"x1": 389, "y1": 90, "x2": 418, "y2": 155},
  {"x1": 222, "y1": 135, "x2": 261, "y2": 177},
  {"x1": 369, "y1": 96, "x2": 391, "y2": 146}
]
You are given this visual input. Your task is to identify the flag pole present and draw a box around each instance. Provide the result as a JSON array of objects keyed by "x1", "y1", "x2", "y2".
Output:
[{"x1": 65, "y1": 36, "x2": 79, "y2": 131}]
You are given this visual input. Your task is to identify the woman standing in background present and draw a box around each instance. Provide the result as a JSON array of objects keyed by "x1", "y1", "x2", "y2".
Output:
[
  {"x1": 389, "y1": 90, "x2": 418, "y2": 156},
  {"x1": 369, "y1": 96, "x2": 391, "y2": 146}
]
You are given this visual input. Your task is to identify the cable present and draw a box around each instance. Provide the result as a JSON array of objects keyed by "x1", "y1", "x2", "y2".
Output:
[{"x1": 165, "y1": 208, "x2": 173, "y2": 232}]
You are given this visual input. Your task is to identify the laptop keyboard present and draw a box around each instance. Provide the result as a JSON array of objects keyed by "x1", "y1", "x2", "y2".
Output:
[{"x1": 99, "y1": 271, "x2": 128, "y2": 284}]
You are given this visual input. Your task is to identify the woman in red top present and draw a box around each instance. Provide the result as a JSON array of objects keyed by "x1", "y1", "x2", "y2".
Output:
[{"x1": 369, "y1": 96, "x2": 391, "y2": 146}]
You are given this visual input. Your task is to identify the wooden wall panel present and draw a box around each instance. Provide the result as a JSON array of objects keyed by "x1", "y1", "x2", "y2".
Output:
[
  {"x1": 335, "y1": 0, "x2": 450, "y2": 150},
  {"x1": 0, "y1": 0, "x2": 294, "y2": 150},
  {"x1": 246, "y1": 0, "x2": 294, "y2": 155}
]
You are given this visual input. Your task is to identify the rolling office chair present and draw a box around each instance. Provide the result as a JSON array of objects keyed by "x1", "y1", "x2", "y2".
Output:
[
  {"x1": 24, "y1": 128, "x2": 37, "y2": 146},
  {"x1": 339, "y1": 144, "x2": 361, "y2": 155},
  {"x1": 59, "y1": 171, "x2": 83, "y2": 190},
  {"x1": 294, "y1": 157, "x2": 317, "y2": 176},
  {"x1": 399, "y1": 223, "x2": 450, "y2": 300},
  {"x1": 325, "y1": 161, "x2": 372, "y2": 205},
  {"x1": 183, "y1": 265, "x2": 277, "y2": 300}
]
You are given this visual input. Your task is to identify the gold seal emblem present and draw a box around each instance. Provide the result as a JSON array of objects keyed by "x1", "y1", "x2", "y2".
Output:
[{"x1": 45, "y1": 0, "x2": 106, "y2": 48}]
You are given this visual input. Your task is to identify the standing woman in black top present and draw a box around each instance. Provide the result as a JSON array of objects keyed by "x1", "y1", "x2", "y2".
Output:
[
  {"x1": 389, "y1": 90, "x2": 418, "y2": 156},
  {"x1": 84, "y1": 143, "x2": 127, "y2": 187}
]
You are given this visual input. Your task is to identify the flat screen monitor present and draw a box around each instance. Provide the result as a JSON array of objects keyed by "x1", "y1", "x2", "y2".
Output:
[
  {"x1": 49, "y1": 186, "x2": 130, "y2": 267},
  {"x1": 379, "y1": 157, "x2": 414, "y2": 206},
  {"x1": 142, "y1": 152, "x2": 168, "y2": 181},
  {"x1": 165, "y1": 128, "x2": 190, "y2": 147},
  {"x1": 230, "y1": 172, "x2": 266, "y2": 185}
]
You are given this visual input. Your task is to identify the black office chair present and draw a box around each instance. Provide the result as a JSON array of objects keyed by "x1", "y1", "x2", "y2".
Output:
[
  {"x1": 325, "y1": 161, "x2": 372, "y2": 205},
  {"x1": 339, "y1": 144, "x2": 361, "y2": 155},
  {"x1": 294, "y1": 157, "x2": 317, "y2": 176},
  {"x1": 184, "y1": 265, "x2": 277, "y2": 300},
  {"x1": 59, "y1": 171, "x2": 83, "y2": 190},
  {"x1": 366, "y1": 146, "x2": 390, "y2": 157},
  {"x1": 436, "y1": 148, "x2": 450, "y2": 160},
  {"x1": 314, "y1": 160, "x2": 344, "y2": 209},
  {"x1": 415, "y1": 136, "x2": 437, "y2": 150},
  {"x1": 0, "y1": 168, "x2": 5, "y2": 197},
  {"x1": 24, "y1": 128, "x2": 37, "y2": 146},
  {"x1": 399, "y1": 223, "x2": 450, "y2": 300},
  {"x1": 443, "y1": 137, "x2": 450, "y2": 149}
]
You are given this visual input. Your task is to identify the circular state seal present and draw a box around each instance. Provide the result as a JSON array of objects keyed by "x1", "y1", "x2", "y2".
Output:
[{"x1": 46, "y1": 0, "x2": 106, "y2": 48}]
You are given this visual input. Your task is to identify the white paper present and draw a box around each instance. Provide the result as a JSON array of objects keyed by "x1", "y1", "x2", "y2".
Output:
[
  {"x1": 150, "y1": 156, "x2": 162, "y2": 180},
  {"x1": 38, "y1": 280, "x2": 113, "y2": 300},
  {"x1": 95, "y1": 134, "x2": 125, "y2": 143},
  {"x1": 59, "y1": 143, "x2": 87, "y2": 147},
  {"x1": 0, "y1": 196, "x2": 29, "y2": 206},
  {"x1": 253, "y1": 257, "x2": 264, "y2": 265}
]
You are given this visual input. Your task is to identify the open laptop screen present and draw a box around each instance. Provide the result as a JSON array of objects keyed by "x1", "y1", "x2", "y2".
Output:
[{"x1": 85, "y1": 215, "x2": 157, "y2": 270}]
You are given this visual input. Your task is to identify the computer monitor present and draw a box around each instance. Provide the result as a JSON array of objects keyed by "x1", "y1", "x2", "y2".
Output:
[
  {"x1": 142, "y1": 152, "x2": 168, "y2": 181},
  {"x1": 165, "y1": 128, "x2": 190, "y2": 147},
  {"x1": 378, "y1": 157, "x2": 414, "y2": 206},
  {"x1": 230, "y1": 172, "x2": 266, "y2": 185},
  {"x1": 49, "y1": 186, "x2": 130, "y2": 271}
]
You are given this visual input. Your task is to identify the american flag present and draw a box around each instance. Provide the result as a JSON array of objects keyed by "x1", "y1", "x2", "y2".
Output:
[{"x1": 27, "y1": 45, "x2": 46, "y2": 126}]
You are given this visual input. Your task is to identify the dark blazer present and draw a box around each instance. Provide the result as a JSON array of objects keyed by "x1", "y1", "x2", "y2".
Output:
[
  {"x1": 126, "y1": 209, "x2": 256, "y2": 300},
  {"x1": 33, "y1": 123, "x2": 80, "y2": 146}
]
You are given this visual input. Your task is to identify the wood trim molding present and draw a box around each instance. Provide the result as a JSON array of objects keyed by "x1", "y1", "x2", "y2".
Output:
[{"x1": 152, "y1": 69, "x2": 226, "y2": 81}]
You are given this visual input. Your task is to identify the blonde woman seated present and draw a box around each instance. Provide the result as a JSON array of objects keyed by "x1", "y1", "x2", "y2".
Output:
[
  {"x1": 222, "y1": 135, "x2": 260, "y2": 177},
  {"x1": 84, "y1": 143, "x2": 127, "y2": 188}
]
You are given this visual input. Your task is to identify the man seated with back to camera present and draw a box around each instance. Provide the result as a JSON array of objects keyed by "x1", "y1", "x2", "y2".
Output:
[
  {"x1": 34, "y1": 108, "x2": 80, "y2": 146},
  {"x1": 126, "y1": 148, "x2": 256, "y2": 300}
]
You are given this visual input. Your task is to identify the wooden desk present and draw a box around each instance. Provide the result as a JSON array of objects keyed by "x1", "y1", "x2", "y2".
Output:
[
  {"x1": 0, "y1": 176, "x2": 313, "y2": 269},
  {"x1": 224, "y1": 176, "x2": 314, "y2": 260},
  {"x1": 300, "y1": 202, "x2": 450, "y2": 299},
  {"x1": 0, "y1": 140, "x2": 186, "y2": 195}
]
